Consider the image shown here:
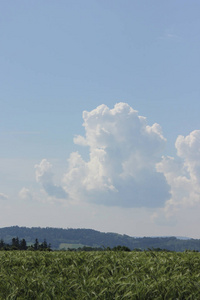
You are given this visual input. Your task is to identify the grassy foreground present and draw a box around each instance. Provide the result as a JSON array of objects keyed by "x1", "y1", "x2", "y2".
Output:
[{"x1": 0, "y1": 251, "x2": 200, "y2": 299}]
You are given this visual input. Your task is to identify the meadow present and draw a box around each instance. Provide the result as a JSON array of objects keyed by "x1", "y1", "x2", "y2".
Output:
[{"x1": 0, "y1": 250, "x2": 200, "y2": 299}]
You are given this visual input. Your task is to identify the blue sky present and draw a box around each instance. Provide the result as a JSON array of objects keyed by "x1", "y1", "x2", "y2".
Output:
[{"x1": 1, "y1": 1, "x2": 200, "y2": 238}]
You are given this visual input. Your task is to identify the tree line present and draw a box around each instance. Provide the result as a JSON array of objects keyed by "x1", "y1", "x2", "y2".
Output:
[
  {"x1": 0, "y1": 237, "x2": 51, "y2": 251},
  {"x1": 1, "y1": 226, "x2": 200, "y2": 251},
  {"x1": 1, "y1": 238, "x2": 198, "y2": 253}
]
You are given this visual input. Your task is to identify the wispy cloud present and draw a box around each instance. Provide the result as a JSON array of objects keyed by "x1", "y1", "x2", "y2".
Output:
[
  {"x1": 0, "y1": 193, "x2": 9, "y2": 200},
  {"x1": 158, "y1": 30, "x2": 181, "y2": 41}
]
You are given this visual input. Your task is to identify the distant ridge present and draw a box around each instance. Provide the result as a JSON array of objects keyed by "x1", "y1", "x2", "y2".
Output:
[
  {"x1": 149, "y1": 236, "x2": 191, "y2": 240},
  {"x1": 0, "y1": 226, "x2": 199, "y2": 251}
]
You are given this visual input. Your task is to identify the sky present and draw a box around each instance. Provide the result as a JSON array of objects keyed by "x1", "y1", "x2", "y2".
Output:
[{"x1": 1, "y1": 1, "x2": 200, "y2": 238}]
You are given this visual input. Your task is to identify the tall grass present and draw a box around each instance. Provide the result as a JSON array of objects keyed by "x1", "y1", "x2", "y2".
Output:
[{"x1": 0, "y1": 251, "x2": 200, "y2": 299}]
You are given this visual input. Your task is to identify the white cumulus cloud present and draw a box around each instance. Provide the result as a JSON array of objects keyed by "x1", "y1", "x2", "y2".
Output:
[
  {"x1": 155, "y1": 130, "x2": 200, "y2": 223},
  {"x1": 35, "y1": 159, "x2": 68, "y2": 199},
  {"x1": 63, "y1": 103, "x2": 170, "y2": 207},
  {"x1": 21, "y1": 103, "x2": 200, "y2": 230},
  {"x1": 19, "y1": 188, "x2": 32, "y2": 201}
]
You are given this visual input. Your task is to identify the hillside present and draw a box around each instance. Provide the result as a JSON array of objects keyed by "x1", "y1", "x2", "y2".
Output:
[{"x1": 0, "y1": 226, "x2": 200, "y2": 251}]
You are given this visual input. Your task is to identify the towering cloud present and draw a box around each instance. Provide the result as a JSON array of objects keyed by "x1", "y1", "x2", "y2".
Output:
[
  {"x1": 63, "y1": 103, "x2": 170, "y2": 207},
  {"x1": 22, "y1": 102, "x2": 200, "y2": 227}
]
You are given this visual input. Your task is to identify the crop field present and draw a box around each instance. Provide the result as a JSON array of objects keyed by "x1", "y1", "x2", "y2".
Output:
[{"x1": 0, "y1": 251, "x2": 200, "y2": 299}]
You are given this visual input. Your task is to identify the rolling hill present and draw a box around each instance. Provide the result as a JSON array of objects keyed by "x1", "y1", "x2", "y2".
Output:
[{"x1": 0, "y1": 226, "x2": 199, "y2": 251}]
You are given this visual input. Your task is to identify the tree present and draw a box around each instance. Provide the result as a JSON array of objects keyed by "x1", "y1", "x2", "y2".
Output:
[
  {"x1": 0, "y1": 239, "x2": 4, "y2": 249},
  {"x1": 20, "y1": 239, "x2": 27, "y2": 250},
  {"x1": 12, "y1": 237, "x2": 20, "y2": 249},
  {"x1": 34, "y1": 238, "x2": 39, "y2": 250}
]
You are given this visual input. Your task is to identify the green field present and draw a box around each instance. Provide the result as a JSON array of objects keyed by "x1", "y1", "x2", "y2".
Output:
[{"x1": 0, "y1": 251, "x2": 200, "y2": 299}]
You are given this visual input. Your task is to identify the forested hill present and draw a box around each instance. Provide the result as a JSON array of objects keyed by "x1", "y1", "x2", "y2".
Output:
[{"x1": 0, "y1": 226, "x2": 199, "y2": 251}]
